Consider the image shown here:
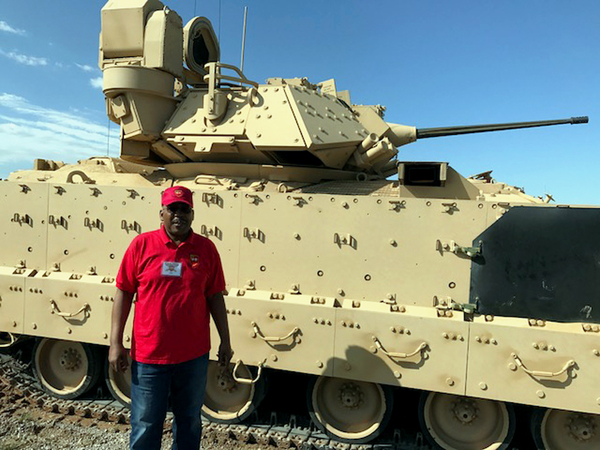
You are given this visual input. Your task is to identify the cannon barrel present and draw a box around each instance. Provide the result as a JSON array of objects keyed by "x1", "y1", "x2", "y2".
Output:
[{"x1": 416, "y1": 116, "x2": 589, "y2": 139}]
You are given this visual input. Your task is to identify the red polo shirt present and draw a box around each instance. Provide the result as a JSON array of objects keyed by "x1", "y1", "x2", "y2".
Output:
[{"x1": 116, "y1": 226, "x2": 225, "y2": 364}]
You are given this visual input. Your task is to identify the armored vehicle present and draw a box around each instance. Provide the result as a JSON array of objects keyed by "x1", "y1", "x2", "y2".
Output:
[{"x1": 0, "y1": 1, "x2": 596, "y2": 449}]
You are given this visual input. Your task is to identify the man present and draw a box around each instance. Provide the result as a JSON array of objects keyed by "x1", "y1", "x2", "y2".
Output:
[{"x1": 109, "y1": 185, "x2": 232, "y2": 450}]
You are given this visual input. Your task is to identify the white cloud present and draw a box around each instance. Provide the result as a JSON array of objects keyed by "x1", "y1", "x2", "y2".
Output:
[
  {"x1": 0, "y1": 93, "x2": 119, "y2": 169},
  {"x1": 0, "y1": 21, "x2": 25, "y2": 36},
  {"x1": 90, "y1": 77, "x2": 103, "y2": 89},
  {"x1": 76, "y1": 63, "x2": 96, "y2": 72},
  {"x1": 0, "y1": 49, "x2": 47, "y2": 66}
]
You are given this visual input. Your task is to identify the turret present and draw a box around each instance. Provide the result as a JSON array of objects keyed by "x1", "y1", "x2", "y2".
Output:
[{"x1": 100, "y1": 0, "x2": 588, "y2": 183}]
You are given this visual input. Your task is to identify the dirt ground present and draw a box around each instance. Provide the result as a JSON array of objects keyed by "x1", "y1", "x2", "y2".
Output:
[{"x1": 0, "y1": 390, "x2": 262, "y2": 450}]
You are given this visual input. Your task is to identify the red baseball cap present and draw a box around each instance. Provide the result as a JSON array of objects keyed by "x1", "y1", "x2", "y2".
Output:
[{"x1": 162, "y1": 186, "x2": 193, "y2": 208}]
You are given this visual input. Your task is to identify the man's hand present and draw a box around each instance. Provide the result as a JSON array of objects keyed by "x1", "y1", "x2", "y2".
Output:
[
  {"x1": 217, "y1": 341, "x2": 233, "y2": 367},
  {"x1": 108, "y1": 343, "x2": 129, "y2": 373}
]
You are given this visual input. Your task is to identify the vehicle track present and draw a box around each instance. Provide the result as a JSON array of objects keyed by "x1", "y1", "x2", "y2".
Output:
[{"x1": 1, "y1": 350, "x2": 534, "y2": 449}]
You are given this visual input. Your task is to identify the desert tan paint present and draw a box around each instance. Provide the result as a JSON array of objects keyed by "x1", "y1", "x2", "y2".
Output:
[
  {"x1": 1, "y1": 0, "x2": 596, "y2": 436},
  {"x1": 2, "y1": 164, "x2": 599, "y2": 415}
]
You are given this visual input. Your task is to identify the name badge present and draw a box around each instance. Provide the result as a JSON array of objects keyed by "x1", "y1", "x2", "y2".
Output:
[{"x1": 162, "y1": 261, "x2": 182, "y2": 277}]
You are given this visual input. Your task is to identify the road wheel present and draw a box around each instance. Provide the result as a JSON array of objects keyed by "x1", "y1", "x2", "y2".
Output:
[
  {"x1": 33, "y1": 338, "x2": 100, "y2": 399},
  {"x1": 201, "y1": 360, "x2": 266, "y2": 423},
  {"x1": 531, "y1": 408, "x2": 600, "y2": 450},
  {"x1": 307, "y1": 376, "x2": 393, "y2": 444},
  {"x1": 105, "y1": 352, "x2": 132, "y2": 407},
  {"x1": 419, "y1": 392, "x2": 515, "y2": 450}
]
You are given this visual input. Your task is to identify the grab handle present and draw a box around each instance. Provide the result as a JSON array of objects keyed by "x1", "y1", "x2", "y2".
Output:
[
  {"x1": 232, "y1": 359, "x2": 265, "y2": 385},
  {"x1": 372, "y1": 336, "x2": 427, "y2": 360},
  {"x1": 50, "y1": 300, "x2": 90, "y2": 318},
  {"x1": 251, "y1": 322, "x2": 299, "y2": 343},
  {"x1": 511, "y1": 353, "x2": 575, "y2": 378}
]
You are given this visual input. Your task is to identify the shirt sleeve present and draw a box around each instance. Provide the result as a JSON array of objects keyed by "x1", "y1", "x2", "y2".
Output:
[
  {"x1": 205, "y1": 240, "x2": 226, "y2": 297},
  {"x1": 116, "y1": 236, "x2": 140, "y2": 294}
]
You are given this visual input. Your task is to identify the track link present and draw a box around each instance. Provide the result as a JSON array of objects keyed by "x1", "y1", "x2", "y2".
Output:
[{"x1": 0, "y1": 352, "x2": 434, "y2": 450}]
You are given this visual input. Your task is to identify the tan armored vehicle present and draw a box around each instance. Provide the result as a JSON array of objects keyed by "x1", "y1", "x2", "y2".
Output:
[{"x1": 0, "y1": 1, "x2": 596, "y2": 449}]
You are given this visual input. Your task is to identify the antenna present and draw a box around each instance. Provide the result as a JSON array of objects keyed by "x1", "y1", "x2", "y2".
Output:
[{"x1": 240, "y1": 6, "x2": 248, "y2": 72}]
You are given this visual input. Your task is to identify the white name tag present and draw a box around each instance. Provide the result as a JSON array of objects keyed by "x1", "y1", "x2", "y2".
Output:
[{"x1": 162, "y1": 261, "x2": 182, "y2": 277}]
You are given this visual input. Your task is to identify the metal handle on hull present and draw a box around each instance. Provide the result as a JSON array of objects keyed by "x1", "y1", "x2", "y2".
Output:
[
  {"x1": 49, "y1": 300, "x2": 90, "y2": 318},
  {"x1": 232, "y1": 359, "x2": 265, "y2": 385},
  {"x1": 251, "y1": 322, "x2": 299, "y2": 343},
  {"x1": 0, "y1": 333, "x2": 17, "y2": 348},
  {"x1": 372, "y1": 336, "x2": 428, "y2": 360},
  {"x1": 511, "y1": 353, "x2": 575, "y2": 378}
]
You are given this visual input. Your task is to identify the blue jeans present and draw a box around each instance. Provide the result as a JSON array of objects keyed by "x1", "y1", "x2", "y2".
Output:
[{"x1": 130, "y1": 354, "x2": 209, "y2": 450}]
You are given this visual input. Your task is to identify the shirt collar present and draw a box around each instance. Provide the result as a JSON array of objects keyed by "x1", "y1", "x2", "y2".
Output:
[{"x1": 159, "y1": 225, "x2": 195, "y2": 247}]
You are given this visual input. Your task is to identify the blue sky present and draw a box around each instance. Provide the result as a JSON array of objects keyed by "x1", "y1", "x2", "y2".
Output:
[{"x1": 0, "y1": 1, "x2": 597, "y2": 204}]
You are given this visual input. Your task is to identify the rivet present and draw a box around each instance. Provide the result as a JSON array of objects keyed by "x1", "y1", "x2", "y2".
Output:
[
  {"x1": 103, "y1": 333, "x2": 108, "y2": 339},
  {"x1": 485, "y1": 315, "x2": 493, "y2": 322},
  {"x1": 271, "y1": 355, "x2": 278, "y2": 362},
  {"x1": 344, "y1": 363, "x2": 351, "y2": 371},
  {"x1": 479, "y1": 382, "x2": 488, "y2": 390},
  {"x1": 12, "y1": 321, "x2": 17, "y2": 327},
  {"x1": 475, "y1": 336, "x2": 482, "y2": 343},
  {"x1": 67, "y1": 328, "x2": 72, "y2": 334},
  {"x1": 394, "y1": 371, "x2": 401, "y2": 379},
  {"x1": 529, "y1": 319, "x2": 536, "y2": 326},
  {"x1": 268, "y1": 313, "x2": 273, "y2": 318},
  {"x1": 341, "y1": 321, "x2": 346, "y2": 327},
  {"x1": 508, "y1": 363, "x2": 517, "y2": 371},
  {"x1": 549, "y1": 345, "x2": 556, "y2": 351},
  {"x1": 317, "y1": 361, "x2": 323, "y2": 368},
  {"x1": 458, "y1": 335, "x2": 464, "y2": 341},
  {"x1": 398, "y1": 306, "x2": 406, "y2": 313},
  {"x1": 337, "y1": 289, "x2": 344, "y2": 295},
  {"x1": 250, "y1": 332, "x2": 257, "y2": 338},
  {"x1": 32, "y1": 323, "x2": 37, "y2": 329},
  {"x1": 594, "y1": 349, "x2": 600, "y2": 356},
  {"x1": 584, "y1": 324, "x2": 592, "y2": 331},
  {"x1": 532, "y1": 343, "x2": 539, "y2": 349},
  {"x1": 484, "y1": 338, "x2": 490, "y2": 344},
  {"x1": 446, "y1": 378, "x2": 455, "y2": 386},
  {"x1": 536, "y1": 320, "x2": 544, "y2": 326},
  {"x1": 491, "y1": 338, "x2": 497, "y2": 345},
  {"x1": 125, "y1": 335, "x2": 131, "y2": 342},
  {"x1": 390, "y1": 327, "x2": 396, "y2": 333},
  {"x1": 294, "y1": 233, "x2": 300, "y2": 239},
  {"x1": 370, "y1": 346, "x2": 377, "y2": 354},
  {"x1": 537, "y1": 390, "x2": 546, "y2": 399},
  {"x1": 442, "y1": 332, "x2": 449, "y2": 339}
]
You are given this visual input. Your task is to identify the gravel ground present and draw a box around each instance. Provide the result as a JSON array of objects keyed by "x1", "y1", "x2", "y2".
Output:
[{"x1": 0, "y1": 391, "x2": 261, "y2": 450}]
